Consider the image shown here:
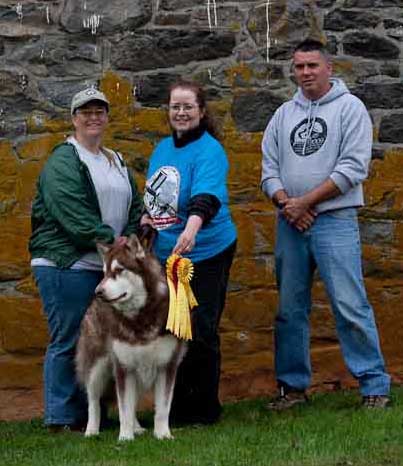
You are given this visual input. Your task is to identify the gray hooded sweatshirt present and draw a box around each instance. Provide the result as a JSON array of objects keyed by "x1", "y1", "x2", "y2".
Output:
[{"x1": 261, "y1": 78, "x2": 372, "y2": 213}]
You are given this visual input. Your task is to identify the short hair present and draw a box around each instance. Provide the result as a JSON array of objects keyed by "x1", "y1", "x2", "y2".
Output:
[{"x1": 294, "y1": 39, "x2": 331, "y2": 61}]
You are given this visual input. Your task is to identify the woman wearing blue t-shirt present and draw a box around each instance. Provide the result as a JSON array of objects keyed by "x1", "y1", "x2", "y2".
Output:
[{"x1": 142, "y1": 80, "x2": 237, "y2": 425}]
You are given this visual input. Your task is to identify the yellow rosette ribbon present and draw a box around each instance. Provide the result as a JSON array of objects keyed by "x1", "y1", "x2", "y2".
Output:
[{"x1": 166, "y1": 254, "x2": 198, "y2": 340}]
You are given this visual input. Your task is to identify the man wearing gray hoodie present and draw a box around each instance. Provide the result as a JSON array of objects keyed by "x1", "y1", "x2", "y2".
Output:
[{"x1": 261, "y1": 39, "x2": 390, "y2": 409}]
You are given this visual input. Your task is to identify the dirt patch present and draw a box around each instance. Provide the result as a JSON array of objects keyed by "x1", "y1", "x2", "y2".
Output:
[{"x1": 1, "y1": 365, "x2": 402, "y2": 422}]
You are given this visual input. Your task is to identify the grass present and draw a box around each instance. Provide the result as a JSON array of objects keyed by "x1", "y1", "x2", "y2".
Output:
[{"x1": 1, "y1": 388, "x2": 403, "y2": 466}]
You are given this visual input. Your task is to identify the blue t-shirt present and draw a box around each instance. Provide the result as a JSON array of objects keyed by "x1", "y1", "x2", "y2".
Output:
[{"x1": 144, "y1": 131, "x2": 237, "y2": 263}]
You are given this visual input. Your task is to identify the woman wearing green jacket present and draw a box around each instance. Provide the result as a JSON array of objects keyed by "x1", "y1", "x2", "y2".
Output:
[{"x1": 29, "y1": 88, "x2": 142, "y2": 432}]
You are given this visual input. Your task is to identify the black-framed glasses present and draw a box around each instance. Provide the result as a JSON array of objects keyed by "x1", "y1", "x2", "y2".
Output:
[{"x1": 169, "y1": 104, "x2": 198, "y2": 113}]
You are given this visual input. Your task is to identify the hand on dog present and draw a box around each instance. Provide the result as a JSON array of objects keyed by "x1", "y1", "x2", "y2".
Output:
[
  {"x1": 115, "y1": 236, "x2": 128, "y2": 247},
  {"x1": 140, "y1": 213, "x2": 155, "y2": 228}
]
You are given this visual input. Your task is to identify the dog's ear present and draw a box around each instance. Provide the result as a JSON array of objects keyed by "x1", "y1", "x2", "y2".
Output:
[
  {"x1": 137, "y1": 224, "x2": 157, "y2": 253},
  {"x1": 96, "y1": 242, "x2": 110, "y2": 260},
  {"x1": 127, "y1": 234, "x2": 146, "y2": 259}
]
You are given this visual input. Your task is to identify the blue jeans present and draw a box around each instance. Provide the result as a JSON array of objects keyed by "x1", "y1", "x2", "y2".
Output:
[
  {"x1": 274, "y1": 210, "x2": 390, "y2": 396},
  {"x1": 33, "y1": 266, "x2": 103, "y2": 425}
]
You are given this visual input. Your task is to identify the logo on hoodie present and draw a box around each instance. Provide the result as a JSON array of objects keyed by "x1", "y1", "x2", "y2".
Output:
[{"x1": 290, "y1": 117, "x2": 327, "y2": 157}]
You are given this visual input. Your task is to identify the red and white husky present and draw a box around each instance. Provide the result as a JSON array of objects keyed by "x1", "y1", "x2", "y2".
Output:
[{"x1": 76, "y1": 232, "x2": 186, "y2": 441}]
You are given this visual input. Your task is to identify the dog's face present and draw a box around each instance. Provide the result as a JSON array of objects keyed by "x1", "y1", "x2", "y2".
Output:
[{"x1": 95, "y1": 235, "x2": 148, "y2": 315}]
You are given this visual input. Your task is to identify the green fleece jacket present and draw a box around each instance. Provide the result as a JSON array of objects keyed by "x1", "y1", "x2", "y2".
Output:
[{"x1": 29, "y1": 142, "x2": 142, "y2": 268}]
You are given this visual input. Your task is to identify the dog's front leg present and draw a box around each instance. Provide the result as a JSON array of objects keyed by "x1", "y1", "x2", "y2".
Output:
[
  {"x1": 115, "y1": 365, "x2": 139, "y2": 441},
  {"x1": 85, "y1": 357, "x2": 109, "y2": 437},
  {"x1": 153, "y1": 368, "x2": 175, "y2": 440}
]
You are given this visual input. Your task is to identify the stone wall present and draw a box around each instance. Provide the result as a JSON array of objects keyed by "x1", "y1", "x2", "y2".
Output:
[{"x1": 1, "y1": 0, "x2": 403, "y2": 405}]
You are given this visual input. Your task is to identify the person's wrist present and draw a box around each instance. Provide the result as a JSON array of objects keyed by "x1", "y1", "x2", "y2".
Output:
[
  {"x1": 299, "y1": 194, "x2": 314, "y2": 210},
  {"x1": 273, "y1": 195, "x2": 288, "y2": 208}
]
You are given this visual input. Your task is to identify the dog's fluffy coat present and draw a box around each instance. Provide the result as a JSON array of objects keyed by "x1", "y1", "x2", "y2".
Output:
[{"x1": 76, "y1": 234, "x2": 186, "y2": 441}]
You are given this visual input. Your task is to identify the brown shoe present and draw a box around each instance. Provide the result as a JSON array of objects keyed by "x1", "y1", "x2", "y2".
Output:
[
  {"x1": 362, "y1": 395, "x2": 390, "y2": 409},
  {"x1": 266, "y1": 386, "x2": 308, "y2": 411}
]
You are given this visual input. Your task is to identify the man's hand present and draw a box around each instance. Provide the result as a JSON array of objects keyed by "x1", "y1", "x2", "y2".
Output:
[
  {"x1": 282, "y1": 197, "x2": 310, "y2": 222},
  {"x1": 272, "y1": 189, "x2": 289, "y2": 209},
  {"x1": 293, "y1": 210, "x2": 317, "y2": 232},
  {"x1": 282, "y1": 197, "x2": 317, "y2": 231}
]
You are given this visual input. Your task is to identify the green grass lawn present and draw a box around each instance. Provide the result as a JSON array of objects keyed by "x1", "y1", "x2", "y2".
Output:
[{"x1": 1, "y1": 387, "x2": 403, "y2": 466}]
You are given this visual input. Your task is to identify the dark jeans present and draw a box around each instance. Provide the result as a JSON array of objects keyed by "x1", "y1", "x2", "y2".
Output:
[{"x1": 170, "y1": 240, "x2": 236, "y2": 424}]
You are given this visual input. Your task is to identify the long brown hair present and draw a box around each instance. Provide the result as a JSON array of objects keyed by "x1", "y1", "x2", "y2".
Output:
[{"x1": 168, "y1": 80, "x2": 219, "y2": 139}]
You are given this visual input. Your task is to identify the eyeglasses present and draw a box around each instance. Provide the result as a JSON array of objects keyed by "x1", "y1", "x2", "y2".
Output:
[
  {"x1": 169, "y1": 104, "x2": 198, "y2": 113},
  {"x1": 76, "y1": 108, "x2": 108, "y2": 118}
]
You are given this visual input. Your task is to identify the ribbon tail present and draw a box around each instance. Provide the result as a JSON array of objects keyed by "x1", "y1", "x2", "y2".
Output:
[
  {"x1": 166, "y1": 277, "x2": 177, "y2": 334},
  {"x1": 177, "y1": 282, "x2": 192, "y2": 340},
  {"x1": 184, "y1": 283, "x2": 198, "y2": 309}
]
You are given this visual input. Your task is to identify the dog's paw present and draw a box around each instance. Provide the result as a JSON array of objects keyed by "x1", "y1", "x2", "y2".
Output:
[
  {"x1": 118, "y1": 432, "x2": 134, "y2": 442},
  {"x1": 154, "y1": 429, "x2": 174, "y2": 440},
  {"x1": 85, "y1": 428, "x2": 100, "y2": 437},
  {"x1": 134, "y1": 426, "x2": 146, "y2": 436}
]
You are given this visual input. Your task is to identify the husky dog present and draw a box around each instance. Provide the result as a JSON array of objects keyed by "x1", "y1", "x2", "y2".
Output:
[{"x1": 76, "y1": 232, "x2": 186, "y2": 441}]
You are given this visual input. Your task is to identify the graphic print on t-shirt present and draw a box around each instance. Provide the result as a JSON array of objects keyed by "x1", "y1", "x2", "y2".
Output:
[
  {"x1": 144, "y1": 166, "x2": 180, "y2": 230},
  {"x1": 290, "y1": 117, "x2": 327, "y2": 157}
]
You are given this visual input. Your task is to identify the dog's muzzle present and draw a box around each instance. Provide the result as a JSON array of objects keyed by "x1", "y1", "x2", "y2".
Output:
[{"x1": 96, "y1": 288, "x2": 128, "y2": 303}]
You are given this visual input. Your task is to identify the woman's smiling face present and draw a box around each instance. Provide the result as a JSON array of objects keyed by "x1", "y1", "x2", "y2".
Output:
[
  {"x1": 72, "y1": 101, "x2": 109, "y2": 141},
  {"x1": 168, "y1": 87, "x2": 205, "y2": 138}
]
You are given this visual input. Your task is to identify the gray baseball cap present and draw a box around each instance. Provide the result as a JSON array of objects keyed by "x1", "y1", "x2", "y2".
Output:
[{"x1": 71, "y1": 88, "x2": 109, "y2": 115}]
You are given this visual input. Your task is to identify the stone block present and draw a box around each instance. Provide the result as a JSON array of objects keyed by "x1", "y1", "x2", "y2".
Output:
[
  {"x1": 379, "y1": 62, "x2": 400, "y2": 78},
  {"x1": 324, "y1": 9, "x2": 380, "y2": 31},
  {"x1": 132, "y1": 108, "x2": 170, "y2": 135},
  {"x1": 133, "y1": 72, "x2": 181, "y2": 107},
  {"x1": 9, "y1": 36, "x2": 102, "y2": 78},
  {"x1": 159, "y1": 0, "x2": 200, "y2": 11},
  {"x1": 326, "y1": 35, "x2": 338, "y2": 55},
  {"x1": 343, "y1": 0, "x2": 377, "y2": 6},
  {"x1": 0, "y1": 215, "x2": 31, "y2": 280},
  {"x1": 154, "y1": 13, "x2": 190, "y2": 26},
  {"x1": 226, "y1": 288, "x2": 278, "y2": 328},
  {"x1": 228, "y1": 151, "x2": 264, "y2": 204},
  {"x1": 0, "y1": 294, "x2": 47, "y2": 353},
  {"x1": 360, "y1": 219, "x2": 395, "y2": 245},
  {"x1": 37, "y1": 80, "x2": 90, "y2": 110},
  {"x1": 111, "y1": 30, "x2": 236, "y2": 72},
  {"x1": 0, "y1": 2, "x2": 53, "y2": 27},
  {"x1": 230, "y1": 256, "x2": 275, "y2": 290},
  {"x1": 0, "y1": 354, "x2": 43, "y2": 390},
  {"x1": 0, "y1": 21, "x2": 44, "y2": 37},
  {"x1": 61, "y1": 0, "x2": 151, "y2": 34},
  {"x1": 231, "y1": 203, "x2": 276, "y2": 258},
  {"x1": 316, "y1": 0, "x2": 335, "y2": 7},
  {"x1": 344, "y1": 0, "x2": 401, "y2": 6},
  {"x1": 0, "y1": 141, "x2": 18, "y2": 213},
  {"x1": 190, "y1": 5, "x2": 244, "y2": 32},
  {"x1": 379, "y1": 113, "x2": 403, "y2": 143},
  {"x1": 231, "y1": 90, "x2": 285, "y2": 133},
  {"x1": 353, "y1": 82, "x2": 403, "y2": 109},
  {"x1": 343, "y1": 31, "x2": 400, "y2": 59}
]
